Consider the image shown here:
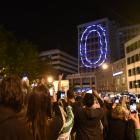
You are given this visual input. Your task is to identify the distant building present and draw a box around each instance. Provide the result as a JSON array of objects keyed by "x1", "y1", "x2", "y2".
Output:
[
  {"x1": 112, "y1": 58, "x2": 127, "y2": 92},
  {"x1": 78, "y1": 18, "x2": 119, "y2": 73},
  {"x1": 117, "y1": 24, "x2": 140, "y2": 59},
  {"x1": 66, "y1": 72, "x2": 96, "y2": 92},
  {"x1": 67, "y1": 18, "x2": 140, "y2": 92},
  {"x1": 39, "y1": 49, "x2": 78, "y2": 75},
  {"x1": 125, "y1": 35, "x2": 140, "y2": 94}
]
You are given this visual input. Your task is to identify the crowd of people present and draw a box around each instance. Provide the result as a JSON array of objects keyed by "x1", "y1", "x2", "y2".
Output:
[{"x1": 0, "y1": 74, "x2": 140, "y2": 140}]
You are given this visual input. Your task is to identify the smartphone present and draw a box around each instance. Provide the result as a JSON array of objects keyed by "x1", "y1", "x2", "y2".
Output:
[
  {"x1": 115, "y1": 99, "x2": 119, "y2": 104},
  {"x1": 22, "y1": 76, "x2": 28, "y2": 81},
  {"x1": 49, "y1": 88, "x2": 54, "y2": 96},
  {"x1": 61, "y1": 92, "x2": 65, "y2": 99},
  {"x1": 130, "y1": 103, "x2": 137, "y2": 113},
  {"x1": 86, "y1": 89, "x2": 92, "y2": 94}
]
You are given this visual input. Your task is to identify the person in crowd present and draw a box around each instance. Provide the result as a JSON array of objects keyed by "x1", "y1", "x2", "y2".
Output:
[
  {"x1": 130, "y1": 112, "x2": 140, "y2": 140},
  {"x1": 57, "y1": 103, "x2": 74, "y2": 140},
  {"x1": 0, "y1": 75, "x2": 33, "y2": 140},
  {"x1": 74, "y1": 90, "x2": 104, "y2": 140},
  {"x1": 120, "y1": 95, "x2": 130, "y2": 110},
  {"x1": 26, "y1": 85, "x2": 53, "y2": 140},
  {"x1": 67, "y1": 89, "x2": 75, "y2": 105},
  {"x1": 108, "y1": 104, "x2": 136, "y2": 140}
]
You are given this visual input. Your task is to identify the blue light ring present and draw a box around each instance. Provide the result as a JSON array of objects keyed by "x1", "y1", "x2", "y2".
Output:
[{"x1": 80, "y1": 24, "x2": 108, "y2": 68}]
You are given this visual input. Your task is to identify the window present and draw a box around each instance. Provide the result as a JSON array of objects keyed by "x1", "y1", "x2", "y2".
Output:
[
  {"x1": 128, "y1": 69, "x2": 131, "y2": 76},
  {"x1": 138, "y1": 80, "x2": 140, "y2": 88},
  {"x1": 131, "y1": 56, "x2": 135, "y2": 63},
  {"x1": 136, "y1": 67, "x2": 140, "y2": 74},
  {"x1": 127, "y1": 57, "x2": 131, "y2": 64},
  {"x1": 126, "y1": 47, "x2": 129, "y2": 53},
  {"x1": 134, "y1": 80, "x2": 138, "y2": 88},
  {"x1": 135, "y1": 54, "x2": 139, "y2": 62},
  {"x1": 132, "y1": 68, "x2": 136, "y2": 75},
  {"x1": 129, "y1": 81, "x2": 133, "y2": 89}
]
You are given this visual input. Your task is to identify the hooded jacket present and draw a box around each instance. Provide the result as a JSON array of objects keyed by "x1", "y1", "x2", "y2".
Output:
[
  {"x1": 0, "y1": 106, "x2": 33, "y2": 140},
  {"x1": 75, "y1": 106, "x2": 104, "y2": 140}
]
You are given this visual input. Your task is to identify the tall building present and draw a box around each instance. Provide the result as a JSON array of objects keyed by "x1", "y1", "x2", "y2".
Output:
[
  {"x1": 112, "y1": 58, "x2": 127, "y2": 92},
  {"x1": 125, "y1": 35, "x2": 140, "y2": 93},
  {"x1": 117, "y1": 24, "x2": 140, "y2": 58},
  {"x1": 39, "y1": 49, "x2": 78, "y2": 75},
  {"x1": 78, "y1": 18, "x2": 119, "y2": 73},
  {"x1": 67, "y1": 18, "x2": 140, "y2": 92}
]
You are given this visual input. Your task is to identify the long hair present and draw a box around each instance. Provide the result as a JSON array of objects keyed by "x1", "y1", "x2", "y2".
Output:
[
  {"x1": 27, "y1": 85, "x2": 51, "y2": 140},
  {"x1": 112, "y1": 104, "x2": 129, "y2": 120},
  {"x1": 0, "y1": 75, "x2": 23, "y2": 112}
]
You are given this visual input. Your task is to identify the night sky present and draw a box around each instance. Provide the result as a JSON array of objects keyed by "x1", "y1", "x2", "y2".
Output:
[{"x1": 0, "y1": 1, "x2": 140, "y2": 57}]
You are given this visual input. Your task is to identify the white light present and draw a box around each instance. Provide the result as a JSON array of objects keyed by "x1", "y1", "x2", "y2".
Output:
[
  {"x1": 102, "y1": 63, "x2": 108, "y2": 70},
  {"x1": 113, "y1": 71, "x2": 123, "y2": 76},
  {"x1": 47, "y1": 76, "x2": 53, "y2": 83},
  {"x1": 22, "y1": 76, "x2": 28, "y2": 81}
]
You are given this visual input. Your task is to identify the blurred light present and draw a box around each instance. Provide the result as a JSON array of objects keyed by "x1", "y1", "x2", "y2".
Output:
[
  {"x1": 47, "y1": 76, "x2": 53, "y2": 83},
  {"x1": 102, "y1": 63, "x2": 108, "y2": 70},
  {"x1": 22, "y1": 76, "x2": 28, "y2": 81},
  {"x1": 113, "y1": 71, "x2": 123, "y2": 77}
]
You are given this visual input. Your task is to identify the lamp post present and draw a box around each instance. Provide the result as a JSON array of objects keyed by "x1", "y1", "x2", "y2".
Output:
[{"x1": 101, "y1": 63, "x2": 109, "y2": 91}]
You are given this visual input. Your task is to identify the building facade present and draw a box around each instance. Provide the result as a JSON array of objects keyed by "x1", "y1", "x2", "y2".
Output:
[
  {"x1": 112, "y1": 58, "x2": 127, "y2": 92},
  {"x1": 67, "y1": 18, "x2": 140, "y2": 93},
  {"x1": 117, "y1": 24, "x2": 140, "y2": 59},
  {"x1": 78, "y1": 18, "x2": 119, "y2": 74},
  {"x1": 125, "y1": 35, "x2": 140, "y2": 94},
  {"x1": 40, "y1": 49, "x2": 78, "y2": 75},
  {"x1": 66, "y1": 72, "x2": 96, "y2": 92}
]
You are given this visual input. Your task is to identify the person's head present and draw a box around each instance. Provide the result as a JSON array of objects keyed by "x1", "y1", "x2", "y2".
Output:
[
  {"x1": 83, "y1": 93, "x2": 94, "y2": 107},
  {"x1": 27, "y1": 85, "x2": 51, "y2": 120},
  {"x1": 0, "y1": 75, "x2": 23, "y2": 112},
  {"x1": 33, "y1": 84, "x2": 50, "y2": 95},
  {"x1": 112, "y1": 104, "x2": 129, "y2": 120},
  {"x1": 120, "y1": 95, "x2": 128, "y2": 104},
  {"x1": 27, "y1": 84, "x2": 52, "y2": 139},
  {"x1": 67, "y1": 89, "x2": 75, "y2": 99}
]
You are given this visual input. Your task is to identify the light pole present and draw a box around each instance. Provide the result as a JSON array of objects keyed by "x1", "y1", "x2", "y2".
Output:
[{"x1": 101, "y1": 63, "x2": 109, "y2": 91}]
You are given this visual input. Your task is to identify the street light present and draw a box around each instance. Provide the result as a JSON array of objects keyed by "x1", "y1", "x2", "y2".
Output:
[{"x1": 102, "y1": 63, "x2": 108, "y2": 70}]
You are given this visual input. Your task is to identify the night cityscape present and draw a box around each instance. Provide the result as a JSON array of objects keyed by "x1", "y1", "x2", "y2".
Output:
[{"x1": 0, "y1": 1, "x2": 140, "y2": 140}]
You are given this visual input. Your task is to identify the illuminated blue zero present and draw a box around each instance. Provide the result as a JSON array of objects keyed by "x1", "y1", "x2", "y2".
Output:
[{"x1": 80, "y1": 24, "x2": 108, "y2": 68}]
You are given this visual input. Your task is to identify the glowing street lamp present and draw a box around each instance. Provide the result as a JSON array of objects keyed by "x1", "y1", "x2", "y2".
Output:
[{"x1": 102, "y1": 63, "x2": 108, "y2": 70}]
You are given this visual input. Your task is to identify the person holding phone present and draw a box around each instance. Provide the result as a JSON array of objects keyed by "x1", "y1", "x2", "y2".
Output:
[
  {"x1": 74, "y1": 90, "x2": 104, "y2": 140},
  {"x1": 130, "y1": 113, "x2": 140, "y2": 140}
]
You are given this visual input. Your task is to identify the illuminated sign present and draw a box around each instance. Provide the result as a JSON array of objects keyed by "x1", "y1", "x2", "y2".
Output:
[
  {"x1": 113, "y1": 71, "x2": 123, "y2": 77},
  {"x1": 80, "y1": 24, "x2": 108, "y2": 68}
]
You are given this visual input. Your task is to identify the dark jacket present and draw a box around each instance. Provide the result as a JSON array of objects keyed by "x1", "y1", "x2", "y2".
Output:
[
  {"x1": 108, "y1": 118, "x2": 136, "y2": 140},
  {"x1": 75, "y1": 107, "x2": 104, "y2": 140},
  {"x1": 0, "y1": 106, "x2": 33, "y2": 140}
]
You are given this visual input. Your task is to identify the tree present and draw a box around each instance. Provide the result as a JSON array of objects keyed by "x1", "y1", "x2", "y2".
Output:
[{"x1": 0, "y1": 26, "x2": 40, "y2": 80}]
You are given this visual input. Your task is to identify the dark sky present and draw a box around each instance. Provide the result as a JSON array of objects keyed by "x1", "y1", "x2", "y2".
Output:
[{"x1": 0, "y1": 1, "x2": 140, "y2": 57}]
